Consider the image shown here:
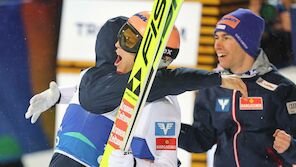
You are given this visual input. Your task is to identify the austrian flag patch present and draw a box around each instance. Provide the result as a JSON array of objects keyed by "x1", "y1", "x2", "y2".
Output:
[
  {"x1": 240, "y1": 97, "x2": 263, "y2": 110},
  {"x1": 156, "y1": 138, "x2": 176, "y2": 150}
]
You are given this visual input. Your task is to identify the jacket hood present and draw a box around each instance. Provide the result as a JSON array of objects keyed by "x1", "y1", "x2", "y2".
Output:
[
  {"x1": 250, "y1": 49, "x2": 274, "y2": 75},
  {"x1": 95, "y1": 16, "x2": 128, "y2": 69}
]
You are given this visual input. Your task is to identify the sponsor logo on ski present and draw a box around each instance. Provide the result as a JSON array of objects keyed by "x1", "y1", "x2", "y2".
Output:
[
  {"x1": 109, "y1": 133, "x2": 122, "y2": 149},
  {"x1": 120, "y1": 99, "x2": 134, "y2": 114},
  {"x1": 109, "y1": 114, "x2": 129, "y2": 148},
  {"x1": 117, "y1": 99, "x2": 133, "y2": 123},
  {"x1": 117, "y1": 110, "x2": 130, "y2": 123},
  {"x1": 113, "y1": 126, "x2": 126, "y2": 138}
]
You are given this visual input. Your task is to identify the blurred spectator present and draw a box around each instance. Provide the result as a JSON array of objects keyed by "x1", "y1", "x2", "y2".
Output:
[
  {"x1": 249, "y1": 0, "x2": 294, "y2": 68},
  {"x1": 0, "y1": 0, "x2": 61, "y2": 166}
]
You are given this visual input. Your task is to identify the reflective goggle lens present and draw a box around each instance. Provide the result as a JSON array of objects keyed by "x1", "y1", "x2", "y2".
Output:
[{"x1": 117, "y1": 22, "x2": 142, "y2": 53}]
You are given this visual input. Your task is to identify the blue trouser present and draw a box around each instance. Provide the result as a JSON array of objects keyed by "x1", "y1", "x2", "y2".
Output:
[
  {"x1": 0, "y1": 160, "x2": 23, "y2": 167},
  {"x1": 49, "y1": 153, "x2": 85, "y2": 167}
]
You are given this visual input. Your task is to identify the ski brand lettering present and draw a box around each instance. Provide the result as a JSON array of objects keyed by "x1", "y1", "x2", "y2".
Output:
[{"x1": 142, "y1": 0, "x2": 166, "y2": 65}]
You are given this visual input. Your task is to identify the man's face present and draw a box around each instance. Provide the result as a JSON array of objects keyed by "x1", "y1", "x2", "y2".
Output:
[
  {"x1": 114, "y1": 41, "x2": 136, "y2": 74},
  {"x1": 214, "y1": 31, "x2": 249, "y2": 72}
]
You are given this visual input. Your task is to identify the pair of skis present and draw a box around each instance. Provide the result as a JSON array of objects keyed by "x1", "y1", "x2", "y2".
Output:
[{"x1": 100, "y1": 0, "x2": 183, "y2": 166}]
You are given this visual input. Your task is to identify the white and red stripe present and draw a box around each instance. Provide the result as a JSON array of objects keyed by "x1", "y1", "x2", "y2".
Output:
[{"x1": 231, "y1": 90, "x2": 241, "y2": 167}]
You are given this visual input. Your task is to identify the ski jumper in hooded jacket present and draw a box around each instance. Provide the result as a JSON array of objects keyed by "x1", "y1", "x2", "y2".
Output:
[
  {"x1": 179, "y1": 50, "x2": 296, "y2": 167},
  {"x1": 52, "y1": 16, "x2": 223, "y2": 167},
  {"x1": 55, "y1": 81, "x2": 181, "y2": 166},
  {"x1": 78, "y1": 16, "x2": 222, "y2": 114}
]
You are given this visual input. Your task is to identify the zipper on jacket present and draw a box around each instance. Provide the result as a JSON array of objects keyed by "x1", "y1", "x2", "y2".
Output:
[{"x1": 232, "y1": 90, "x2": 241, "y2": 167}]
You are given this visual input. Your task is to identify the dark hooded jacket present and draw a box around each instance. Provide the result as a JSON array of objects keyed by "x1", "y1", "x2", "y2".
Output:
[
  {"x1": 179, "y1": 50, "x2": 296, "y2": 166},
  {"x1": 79, "y1": 16, "x2": 221, "y2": 114}
]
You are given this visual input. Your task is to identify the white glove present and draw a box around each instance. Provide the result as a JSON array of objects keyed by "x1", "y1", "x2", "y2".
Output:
[
  {"x1": 108, "y1": 150, "x2": 134, "y2": 167},
  {"x1": 25, "y1": 81, "x2": 60, "y2": 124}
]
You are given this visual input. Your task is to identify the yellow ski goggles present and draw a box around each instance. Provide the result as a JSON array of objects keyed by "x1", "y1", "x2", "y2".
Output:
[{"x1": 117, "y1": 22, "x2": 142, "y2": 53}]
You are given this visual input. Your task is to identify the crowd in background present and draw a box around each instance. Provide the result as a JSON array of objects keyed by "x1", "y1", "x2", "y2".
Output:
[{"x1": 249, "y1": 0, "x2": 295, "y2": 68}]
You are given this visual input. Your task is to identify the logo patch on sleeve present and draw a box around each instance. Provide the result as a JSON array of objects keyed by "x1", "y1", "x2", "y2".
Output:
[
  {"x1": 256, "y1": 77, "x2": 278, "y2": 91},
  {"x1": 156, "y1": 138, "x2": 176, "y2": 150},
  {"x1": 215, "y1": 98, "x2": 231, "y2": 112},
  {"x1": 287, "y1": 101, "x2": 296, "y2": 114},
  {"x1": 155, "y1": 122, "x2": 175, "y2": 136},
  {"x1": 240, "y1": 97, "x2": 263, "y2": 110}
]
